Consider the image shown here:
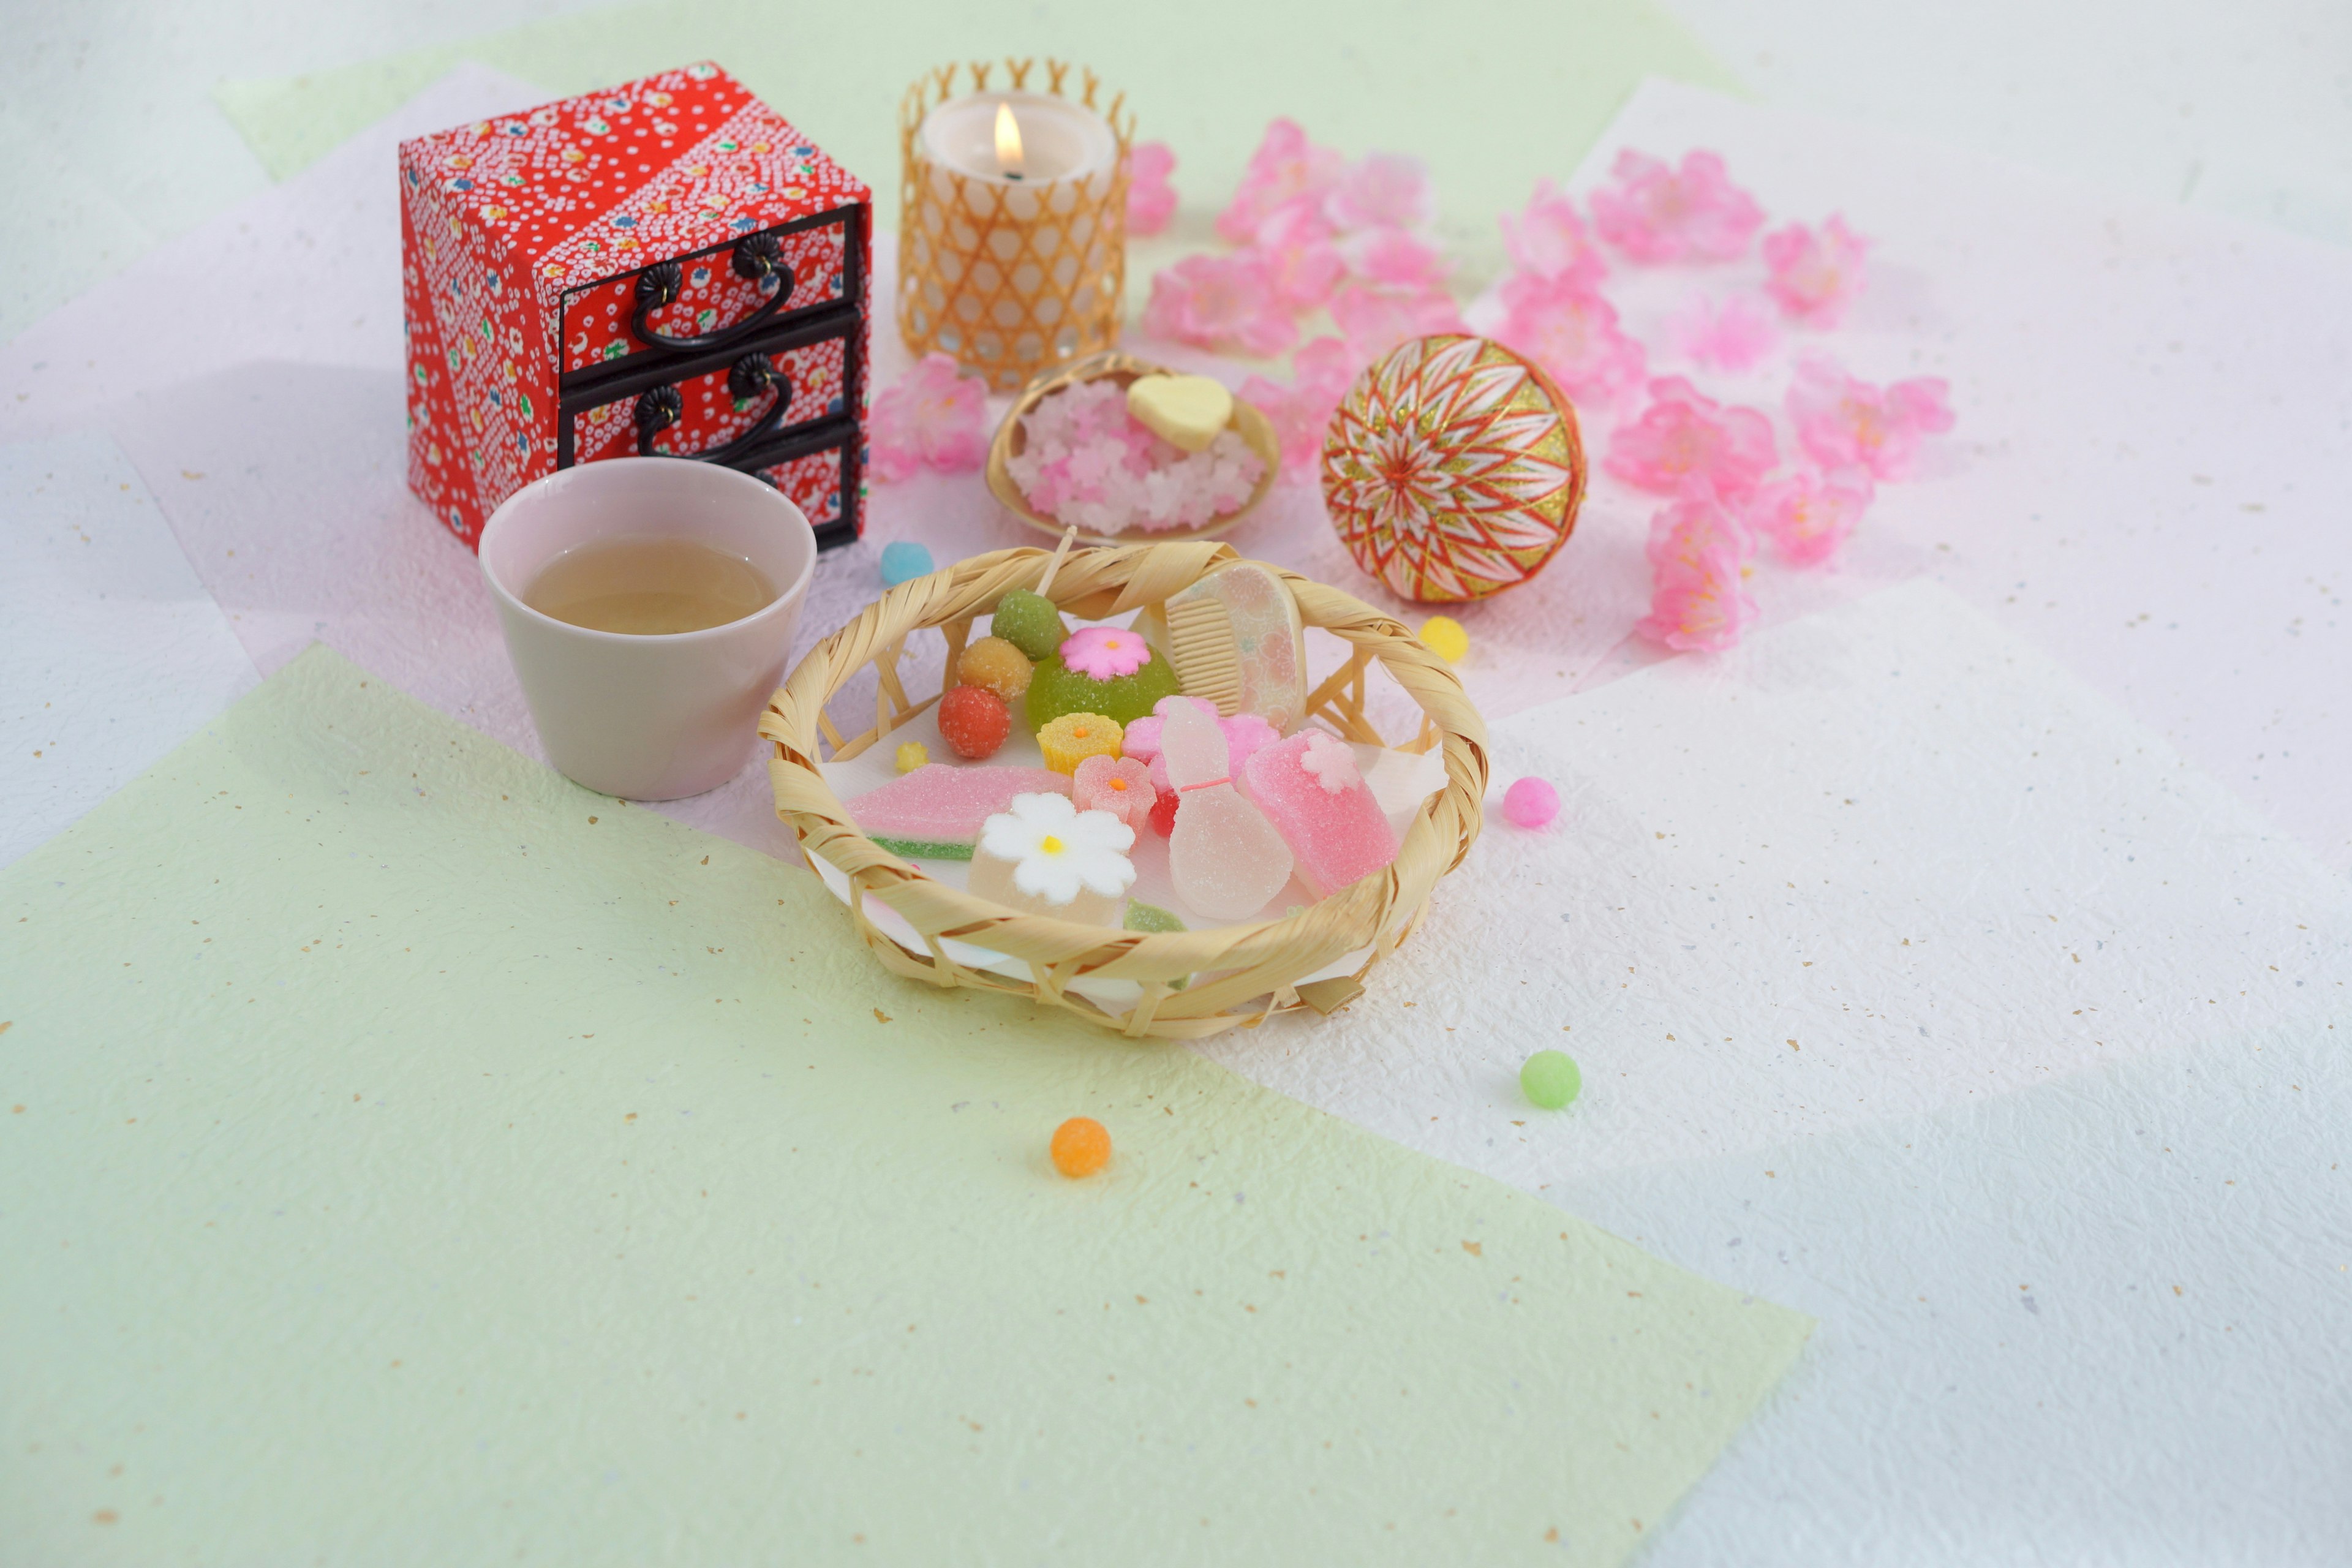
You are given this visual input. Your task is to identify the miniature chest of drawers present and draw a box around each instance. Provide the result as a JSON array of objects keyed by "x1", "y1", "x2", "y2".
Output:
[{"x1": 399, "y1": 62, "x2": 871, "y2": 551}]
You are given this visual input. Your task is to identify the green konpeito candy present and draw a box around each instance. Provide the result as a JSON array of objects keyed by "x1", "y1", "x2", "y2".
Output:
[{"x1": 1520, "y1": 1049, "x2": 1581, "y2": 1110}]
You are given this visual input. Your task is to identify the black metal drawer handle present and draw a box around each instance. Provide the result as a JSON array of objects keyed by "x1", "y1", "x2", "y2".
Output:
[
  {"x1": 628, "y1": 233, "x2": 798, "y2": 354},
  {"x1": 633, "y1": 355, "x2": 796, "y2": 460}
]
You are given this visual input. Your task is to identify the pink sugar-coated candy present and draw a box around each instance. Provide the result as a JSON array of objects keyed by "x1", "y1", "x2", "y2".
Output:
[
  {"x1": 1240, "y1": 730, "x2": 1399, "y2": 898},
  {"x1": 846, "y1": 765, "x2": 1071, "y2": 856},
  {"x1": 1118, "y1": 695, "x2": 1219, "y2": 766},
  {"x1": 1072, "y1": 753, "x2": 1156, "y2": 832},
  {"x1": 1163, "y1": 701, "x2": 1294, "y2": 921},
  {"x1": 1502, "y1": 777, "x2": 1559, "y2": 829}
]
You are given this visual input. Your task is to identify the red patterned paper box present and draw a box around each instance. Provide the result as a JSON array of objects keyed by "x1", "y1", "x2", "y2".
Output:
[{"x1": 399, "y1": 61, "x2": 873, "y2": 548}]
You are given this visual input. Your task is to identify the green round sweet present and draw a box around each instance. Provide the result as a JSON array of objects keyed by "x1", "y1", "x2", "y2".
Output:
[
  {"x1": 992, "y1": 589, "x2": 1069, "y2": 662},
  {"x1": 1520, "y1": 1049, "x2": 1581, "y2": 1110},
  {"x1": 1024, "y1": 648, "x2": 1182, "y2": 733}
]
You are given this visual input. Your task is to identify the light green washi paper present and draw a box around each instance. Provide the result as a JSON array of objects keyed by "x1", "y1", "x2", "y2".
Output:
[
  {"x1": 0, "y1": 646, "x2": 1808, "y2": 1564},
  {"x1": 213, "y1": 0, "x2": 1740, "y2": 291}
]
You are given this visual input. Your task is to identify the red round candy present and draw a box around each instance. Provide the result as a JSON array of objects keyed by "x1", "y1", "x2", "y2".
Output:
[
  {"x1": 937, "y1": 684, "x2": 1010, "y2": 760},
  {"x1": 1147, "y1": 788, "x2": 1178, "y2": 838}
]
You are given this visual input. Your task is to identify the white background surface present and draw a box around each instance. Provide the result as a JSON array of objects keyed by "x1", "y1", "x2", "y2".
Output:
[{"x1": 2, "y1": 6, "x2": 2348, "y2": 1564}]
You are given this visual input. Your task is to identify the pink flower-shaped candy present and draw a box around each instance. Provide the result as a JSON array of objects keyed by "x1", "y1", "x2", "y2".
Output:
[
  {"x1": 1323, "y1": 152, "x2": 1434, "y2": 233},
  {"x1": 1785, "y1": 356, "x2": 1954, "y2": 481},
  {"x1": 1060, "y1": 625, "x2": 1153, "y2": 680},
  {"x1": 1605, "y1": 377, "x2": 1779, "y2": 502},
  {"x1": 1072, "y1": 752, "x2": 1156, "y2": 831},
  {"x1": 1218, "y1": 118, "x2": 1344, "y2": 244},
  {"x1": 1119, "y1": 695, "x2": 1218, "y2": 764},
  {"x1": 1749, "y1": 466, "x2": 1874, "y2": 566},
  {"x1": 1491, "y1": 271, "x2": 1647, "y2": 409},
  {"x1": 1646, "y1": 489, "x2": 1756, "y2": 575},
  {"x1": 1499, "y1": 178, "x2": 1607, "y2": 291},
  {"x1": 1142, "y1": 251, "x2": 1297, "y2": 358},
  {"x1": 1635, "y1": 544, "x2": 1758, "y2": 654},
  {"x1": 1590, "y1": 149, "x2": 1765, "y2": 265},
  {"x1": 1762, "y1": 216, "x2": 1870, "y2": 326},
  {"x1": 1329, "y1": 281, "x2": 1466, "y2": 366},
  {"x1": 867, "y1": 352, "x2": 989, "y2": 482},
  {"x1": 1127, "y1": 141, "x2": 1178, "y2": 238},
  {"x1": 1253, "y1": 195, "x2": 1346, "y2": 313},
  {"x1": 1297, "y1": 731, "x2": 1360, "y2": 794},
  {"x1": 1667, "y1": 293, "x2": 1777, "y2": 373},
  {"x1": 1239, "y1": 337, "x2": 1362, "y2": 474}
]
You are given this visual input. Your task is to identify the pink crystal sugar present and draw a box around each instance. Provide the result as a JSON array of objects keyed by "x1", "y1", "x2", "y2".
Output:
[
  {"x1": 1240, "y1": 730, "x2": 1399, "y2": 897},
  {"x1": 1005, "y1": 380, "x2": 1265, "y2": 535}
]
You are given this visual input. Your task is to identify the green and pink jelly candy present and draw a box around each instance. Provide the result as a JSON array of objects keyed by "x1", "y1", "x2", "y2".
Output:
[
  {"x1": 1023, "y1": 646, "x2": 1181, "y2": 733},
  {"x1": 1240, "y1": 729, "x2": 1400, "y2": 897},
  {"x1": 845, "y1": 764, "x2": 1069, "y2": 860},
  {"x1": 991, "y1": 589, "x2": 1068, "y2": 662}
]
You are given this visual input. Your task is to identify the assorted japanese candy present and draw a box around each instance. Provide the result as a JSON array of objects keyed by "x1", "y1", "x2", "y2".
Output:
[
  {"x1": 835, "y1": 553, "x2": 1436, "y2": 933},
  {"x1": 1005, "y1": 379, "x2": 1264, "y2": 535}
]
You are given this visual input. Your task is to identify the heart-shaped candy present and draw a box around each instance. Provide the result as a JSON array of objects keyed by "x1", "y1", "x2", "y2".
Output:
[{"x1": 1125, "y1": 373, "x2": 1234, "y2": 453}]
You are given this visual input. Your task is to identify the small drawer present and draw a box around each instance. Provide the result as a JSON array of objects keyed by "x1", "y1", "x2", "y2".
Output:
[
  {"x1": 556, "y1": 306, "x2": 861, "y2": 470},
  {"x1": 741, "y1": 424, "x2": 861, "y2": 549},
  {"x1": 559, "y1": 205, "x2": 863, "y2": 375}
]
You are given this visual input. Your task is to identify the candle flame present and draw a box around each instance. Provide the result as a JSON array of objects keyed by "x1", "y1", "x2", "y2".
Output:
[{"x1": 993, "y1": 102, "x2": 1025, "y2": 176}]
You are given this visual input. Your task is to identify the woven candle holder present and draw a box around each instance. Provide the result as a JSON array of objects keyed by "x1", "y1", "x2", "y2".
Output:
[
  {"x1": 760, "y1": 541, "x2": 1490, "y2": 1040},
  {"x1": 897, "y1": 59, "x2": 1134, "y2": 391}
]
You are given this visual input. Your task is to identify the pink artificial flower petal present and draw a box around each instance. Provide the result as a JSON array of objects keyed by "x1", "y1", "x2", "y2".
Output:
[
  {"x1": 1323, "y1": 151, "x2": 1436, "y2": 233},
  {"x1": 1340, "y1": 225, "x2": 1452, "y2": 290},
  {"x1": 1499, "y1": 178, "x2": 1607, "y2": 290},
  {"x1": 1762, "y1": 214, "x2": 1870, "y2": 326},
  {"x1": 1635, "y1": 543, "x2": 1758, "y2": 653},
  {"x1": 1589, "y1": 149, "x2": 1766, "y2": 265},
  {"x1": 1329, "y1": 281, "x2": 1466, "y2": 366},
  {"x1": 1667, "y1": 292, "x2": 1778, "y2": 373},
  {"x1": 1748, "y1": 466, "x2": 1874, "y2": 567},
  {"x1": 1142, "y1": 251, "x2": 1299, "y2": 358},
  {"x1": 1253, "y1": 194, "x2": 1346, "y2": 313},
  {"x1": 1126, "y1": 141, "x2": 1178, "y2": 238},
  {"x1": 1060, "y1": 625, "x2": 1153, "y2": 680},
  {"x1": 1785, "y1": 356, "x2": 1956, "y2": 481},
  {"x1": 1491, "y1": 271, "x2": 1648, "y2": 410},
  {"x1": 867, "y1": 351, "x2": 989, "y2": 483},
  {"x1": 1645, "y1": 489, "x2": 1757, "y2": 575},
  {"x1": 1604, "y1": 376, "x2": 1779, "y2": 502},
  {"x1": 1218, "y1": 118, "x2": 1344, "y2": 244},
  {"x1": 1237, "y1": 337, "x2": 1366, "y2": 475}
]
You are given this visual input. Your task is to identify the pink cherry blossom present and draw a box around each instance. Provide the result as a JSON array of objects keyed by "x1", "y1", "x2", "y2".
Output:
[
  {"x1": 1253, "y1": 195, "x2": 1346, "y2": 313},
  {"x1": 867, "y1": 351, "x2": 989, "y2": 482},
  {"x1": 1218, "y1": 118, "x2": 1344, "y2": 244},
  {"x1": 1491, "y1": 270, "x2": 1648, "y2": 409},
  {"x1": 1142, "y1": 251, "x2": 1298, "y2": 358},
  {"x1": 1499, "y1": 178, "x2": 1607, "y2": 291},
  {"x1": 1323, "y1": 152, "x2": 1435, "y2": 233},
  {"x1": 1666, "y1": 292, "x2": 1777, "y2": 373},
  {"x1": 1645, "y1": 488, "x2": 1756, "y2": 575},
  {"x1": 1339, "y1": 226, "x2": 1452, "y2": 290},
  {"x1": 1635, "y1": 545, "x2": 1758, "y2": 653},
  {"x1": 1126, "y1": 141, "x2": 1178, "y2": 237},
  {"x1": 1604, "y1": 377, "x2": 1779, "y2": 501},
  {"x1": 1238, "y1": 336, "x2": 1362, "y2": 473},
  {"x1": 1060, "y1": 625, "x2": 1153, "y2": 680},
  {"x1": 1329, "y1": 281, "x2": 1466, "y2": 366},
  {"x1": 1747, "y1": 466, "x2": 1874, "y2": 566},
  {"x1": 1785, "y1": 356, "x2": 1955, "y2": 480},
  {"x1": 1762, "y1": 215, "x2": 1870, "y2": 326},
  {"x1": 1589, "y1": 149, "x2": 1766, "y2": 264}
]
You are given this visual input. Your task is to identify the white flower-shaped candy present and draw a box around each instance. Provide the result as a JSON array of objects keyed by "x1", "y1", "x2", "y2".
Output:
[
  {"x1": 1298, "y1": 731, "x2": 1360, "y2": 795},
  {"x1": 978, "y1": 792, "x2": 1137, "y2": 907}
]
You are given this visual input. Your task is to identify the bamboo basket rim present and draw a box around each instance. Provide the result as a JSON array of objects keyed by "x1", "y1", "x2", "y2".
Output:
[
  {"x1": 983, "y1": 351, "x2": 1282, "y2": 546},
  {"x1": 759, "y1": 539, "x2": 1489, "y2": 1040}
]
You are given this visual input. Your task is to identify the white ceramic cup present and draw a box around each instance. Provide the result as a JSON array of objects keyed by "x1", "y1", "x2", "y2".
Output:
[{"x1": 478, "y1": 458, "x2": 817, "y2": 801}]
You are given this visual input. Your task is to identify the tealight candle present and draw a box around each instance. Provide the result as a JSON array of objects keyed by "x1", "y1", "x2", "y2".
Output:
[{"x1": 898, "y1": 60, "x2": 1134, "y2": 390}]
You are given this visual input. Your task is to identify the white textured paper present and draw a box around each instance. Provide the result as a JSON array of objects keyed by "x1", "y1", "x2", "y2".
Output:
[
  {"x1": 0, "y1": 432, "x2": 256, "y2": 866},
  {"x1": 1199, "y1": 579, "x2": 2351, "y2": 1175}
]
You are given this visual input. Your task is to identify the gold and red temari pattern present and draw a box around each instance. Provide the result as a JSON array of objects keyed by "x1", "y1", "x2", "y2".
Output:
[{"x1": 1319, "y1": 334, "x2": 1586, "y2": 604}]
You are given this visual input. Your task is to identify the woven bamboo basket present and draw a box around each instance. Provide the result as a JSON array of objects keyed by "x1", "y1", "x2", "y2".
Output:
[{"x1": 760, "y1": 539, "x2": 1488, "y2": 1039}]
